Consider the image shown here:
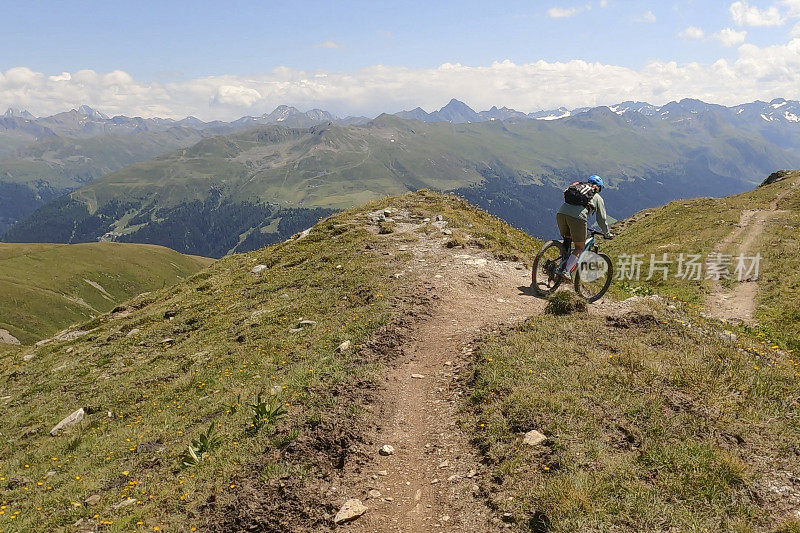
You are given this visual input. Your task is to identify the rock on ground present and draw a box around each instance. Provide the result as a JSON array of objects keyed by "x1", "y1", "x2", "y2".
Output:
[
  {"x1": 379, "y1": 444, "x2": 395, "y2": 456},
  {"x1": 251, "y1": 264, "x2": 267, "y2": 274},
  {"x1": 112, "y1": 498, "x2": 137, "y2": 510},
  {"x1": 0, "y1": 329, "x2": 20, "y2": 345},
  {"x1": 337, "y1": 340, "x2": 351, "y2": 353},
  {"x1": 334, "y1": 499, "x2": 367, "y2": 524},
  {"x1": 523, "y1": 429, "x2": 547, "y2": 446},
  {"x1": 50, "y1": 408, "x2": 86, "y2": 436}
]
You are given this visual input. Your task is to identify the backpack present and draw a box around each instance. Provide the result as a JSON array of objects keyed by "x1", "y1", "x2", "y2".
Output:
[{"x1": 564, "y1": 181, "x2": 596, "y2": 208}]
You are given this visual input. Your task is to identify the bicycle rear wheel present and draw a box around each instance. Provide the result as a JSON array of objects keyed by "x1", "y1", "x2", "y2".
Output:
[
  {"x1": 532, "y1": 240, "x2": 566, "y2": 297},
  {"x1": 574, "y1": 252, "x2": 613, "y2": 302}
]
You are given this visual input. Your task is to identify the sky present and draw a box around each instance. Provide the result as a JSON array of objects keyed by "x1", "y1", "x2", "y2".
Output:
[{"x1": 2, "y1": 0, "x2": 800, "y2": 120}]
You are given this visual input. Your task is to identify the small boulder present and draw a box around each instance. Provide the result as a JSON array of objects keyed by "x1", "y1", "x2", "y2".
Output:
[
  {"x1": 337, "y1": 340, "x2": 351, "y2": 353},
  {"x1": 0, "y1": 329, "x2": 20, "y2": 345},
  {"x1": 523, "y1": 430, "x2": 547, "y2": 446},
  {"x1": 379, "y1": 445, "x2": 395, "y2": 456},
  {"x1": 298, "y1": 320, "x2": 317, "y2": 327},
  {"x1": 50, "y1": 408, "x2": 85, "y2": 436},
  {"x1": 84, "y1": 494, "x2": 101, "y2": 506},
  {"x1": 411, "y1": 373, "x2": 426, "y2": 379},
  {"x1": 112, "y1": 498, "x2": 137, "y2": 510},
  {"x1": 251, "y1": 264, "x2": 267, "y2": 274},
  {"x1": 367, "y1": 489, "x2": 382, "y2": 499},
  {"x1": 333, "y1": 499, "x2": 367, "y2": 524},
  {"x1": 126, "y1": 328, "x2": 140, "y2": 338}
]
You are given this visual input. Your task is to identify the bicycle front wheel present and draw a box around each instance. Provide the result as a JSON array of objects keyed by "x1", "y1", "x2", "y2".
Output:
[
  {"x1": 574, "y1": 252, "x2": 613, "y2": 302},
  {"x1": 532, "y1": 240, "x2": 566, "y2": 297}
]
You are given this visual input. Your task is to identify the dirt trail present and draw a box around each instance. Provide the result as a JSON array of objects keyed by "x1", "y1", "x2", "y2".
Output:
[
  {"x1": 336, "y1": 237, "x2": 544, "y2": 532},
  {"x1": 707, "y1": 182, "x2": 795, "y2": 323}
]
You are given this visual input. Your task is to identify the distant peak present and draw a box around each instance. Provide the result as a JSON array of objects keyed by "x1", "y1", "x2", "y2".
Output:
[
  {"x1": 443, "y1": 98, "x2": 470, "y2": 108},
  {"x1": 77, "y1": 105, "x2": 109, "y2": 120},
  {"x1": 4, "y1": 107, "x2": 36, "y2": 119}
]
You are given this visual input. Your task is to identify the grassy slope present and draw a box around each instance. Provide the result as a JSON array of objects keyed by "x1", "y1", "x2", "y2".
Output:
[
  {"x1": 0, "y1": 243, "x2": 213, "y2": 344},
  {"x1": 604, "y1": 170, "x2": 800, "y2": 352},
  {"x1": 73, "y1": 112, "x2": 792, "y2": 211},
  {"x1": 464, "y1": 172, "x2": 800, "y2": 532},
  {"x1": 467, "y1": 300, "x2": 799, "y2": 532},
  {"x1": 0, "y1": 191, "x2": 535, "y2": 532},
  {"x1": 0, "y1": 129, "x2": 206, "y2": 191},
  {"x1": 62, "y1": 110, "x2": 798, "y2": 219}
]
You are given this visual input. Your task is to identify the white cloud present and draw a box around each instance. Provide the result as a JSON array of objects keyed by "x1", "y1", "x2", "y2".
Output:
[
  {"x1": 599, "y1": 0, "x2": 609, "y2": 7},
  {"x1": 793, "y1": 21, "x2": 800, "y2": 35},
  {"x1": 783, "y1": 0, "x2": 800, "y2": 16},
  {"x1": 211, "y1": 85, "x2": 262, "y2": 107},
  {"x1": 634, "y1": 10, "x2": 657, "y2": 22},
  {"x1": 3, "y1": 39, "x2": 800, "y2": 120},
  {"x1": 679, "y1": 26, "x2": 706, "y2": 39},
  {"x1": 547, "y1": 6, "x2": 580, "y2": 18},
  {"x1": 314, "y1": 41, "x2": 342, "y2": 49},
  {"x1": 715, "y1": 27, "x2": 748, "y2": 45},
  {"x1": 730, "y1": 1, "x2": 785, "y2": 26},
  {"x1": 48, "y1": 72, "x2": 71, "y2": 82}
]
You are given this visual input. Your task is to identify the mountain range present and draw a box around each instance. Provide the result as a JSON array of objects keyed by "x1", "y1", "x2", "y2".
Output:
[
  {"x1": 3, "y1": 96, "x2": 800, "y2": 254},
  {"x1": 5, "y1": 98, "x2": 800, "y2": 257}
]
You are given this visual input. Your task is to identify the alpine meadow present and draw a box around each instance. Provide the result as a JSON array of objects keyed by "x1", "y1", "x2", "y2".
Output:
[{"x1": 2, "y1": 2, "x2": 800, "y2": 532}]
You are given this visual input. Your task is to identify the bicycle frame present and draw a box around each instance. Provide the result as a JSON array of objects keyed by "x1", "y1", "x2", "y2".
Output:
[
  {"x1": 564, "y1": 231, "x2": 600, "y2": 261},
  {"x1": 577, "y1": 233, "x2": 598, "y2": 262}
]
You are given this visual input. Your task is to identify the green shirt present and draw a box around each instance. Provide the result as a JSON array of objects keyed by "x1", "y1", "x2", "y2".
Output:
[{"x1": 557, "y1": 193, "x2": 610, "y2": 234}]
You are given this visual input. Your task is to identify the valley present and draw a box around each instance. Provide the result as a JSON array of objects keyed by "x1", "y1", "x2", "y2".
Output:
[{"x1": 0, "y1": 242, "x2": 212, "y2": 344}]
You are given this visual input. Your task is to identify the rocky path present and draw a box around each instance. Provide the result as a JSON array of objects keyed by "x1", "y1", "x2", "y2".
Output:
[
  {"x1": 707, "y1": 181, "x2": 796, "y2": 324},
  {"x1": 335, "y1": 239, "x2": 544, "y2": 531}
]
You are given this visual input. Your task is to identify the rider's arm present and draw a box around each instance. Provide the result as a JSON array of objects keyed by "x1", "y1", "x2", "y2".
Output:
[{"x1": 594, "y1": 195, "x2": 610, "y2": 235}]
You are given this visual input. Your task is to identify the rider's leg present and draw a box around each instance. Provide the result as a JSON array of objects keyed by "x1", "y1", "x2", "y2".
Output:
[
  {"x1": 565, "y1": 240, "x2": 584, "y2": 274},
  {"x1": 556, "y1": 213, "x2": 572, "y2": 265},
  {"x1": 564, "y1": 216, "x2": 588, "y2": 275},
  {"x1": 562, "y1": 237, "x2": 572, "y2": 256}
]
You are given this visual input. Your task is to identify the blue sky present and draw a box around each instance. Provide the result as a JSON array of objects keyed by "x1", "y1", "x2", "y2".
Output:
[{"x1": 2, "y1": 1, "x2": 800, "y2": 118}]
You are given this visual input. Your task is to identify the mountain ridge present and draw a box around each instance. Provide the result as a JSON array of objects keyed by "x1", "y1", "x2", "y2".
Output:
[
  {"x1": 6, "y1": 111, "x2": 800, "y2": 257},
  {"x1": 2, "y1": 185, "x2": 798, "y2": 530}
]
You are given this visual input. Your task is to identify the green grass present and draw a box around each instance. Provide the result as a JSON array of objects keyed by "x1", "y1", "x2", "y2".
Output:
[
  {"x1": 466, "y1": 299, "x2": 800, "y2": 532},
  {"x1": 0, "y1": 242, "x2": 213, "y2": 344},
  {"x1": 605, "y1": 170, "x2": 800, "y2": 353},
  {"x1": 0, "y1": 191, "x2": 535, "y2": 532}
]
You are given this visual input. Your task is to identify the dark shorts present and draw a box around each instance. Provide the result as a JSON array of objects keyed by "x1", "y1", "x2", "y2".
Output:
[{"x1": 556, "y1": 212, "x2": 587, "y2": 241}]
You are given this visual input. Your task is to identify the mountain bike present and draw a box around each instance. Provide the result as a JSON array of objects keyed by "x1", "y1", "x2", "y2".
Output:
[{"x1": 531, "y1": 229, "x2": 614, "y2": 302}]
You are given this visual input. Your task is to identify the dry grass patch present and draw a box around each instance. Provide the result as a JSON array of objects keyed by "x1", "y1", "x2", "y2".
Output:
[{"x1": 466, "y1": 300, "x2": 800, "y2": 532}]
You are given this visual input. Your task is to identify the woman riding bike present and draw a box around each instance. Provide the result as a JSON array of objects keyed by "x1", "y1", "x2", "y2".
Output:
[{"x1": 557, "y1": 174, "x2": 613, "y2": 280}]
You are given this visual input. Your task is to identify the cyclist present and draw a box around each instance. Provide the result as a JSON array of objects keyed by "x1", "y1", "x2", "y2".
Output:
[{"x1": 557, "y1": 174, "x2": 613, "y2": 280}]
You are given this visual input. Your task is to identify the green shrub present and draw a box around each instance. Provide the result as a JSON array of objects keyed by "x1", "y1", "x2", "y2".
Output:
[{"x1": 544, "y1": 291, "x2": 587, "y2": 315}]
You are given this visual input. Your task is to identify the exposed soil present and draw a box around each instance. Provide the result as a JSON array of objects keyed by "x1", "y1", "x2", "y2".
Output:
[
  {"x1": 330, "y1": 225, "x2": 546, "y2": 531},
  {"x1": 707, "y1": 183, "x2": 795, "y2": 324}
]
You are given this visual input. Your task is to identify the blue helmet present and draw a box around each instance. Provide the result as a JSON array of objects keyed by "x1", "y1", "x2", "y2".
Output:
[{"x1": 587, "y1": 175, "x2": 603, "y2": 191}]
